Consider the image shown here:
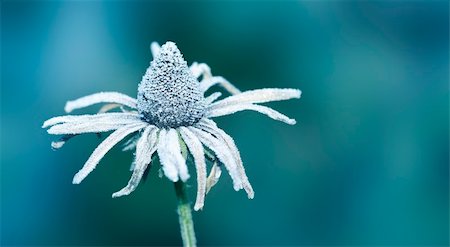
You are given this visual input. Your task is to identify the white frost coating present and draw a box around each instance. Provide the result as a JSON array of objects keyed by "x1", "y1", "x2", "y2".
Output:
[
  {"x1": 138, "y1": 42, "x2": 206, "y2": 128},
  {"x1": 204, "y1": 92, "x2": 222, "y2": 105},
  {"x1": 168, "y1": 129, "x2": 190, "y2": 181},
  {"x1": 189, "y1": 127, "x2": 243, "y2": 191},
  {"x1": 157, "y1": 129, "x2": 179, "y2": 182},
  {"x1": 208, "y1": 103, "x2": 296, "y2": 125},
  {"x1": 190, "y1": 62, "x2": 212, "y2": 79},
  {"x1": 47, "y1": 119, "x2": 143, "y2": 135},
  {"x1": 72, "y1": 123, "x2": 146, "y2": 184},
  {"x1": 190, "y1": 62, "x2": 240, "y2": 95},
  {"x1": 199, "y1": 76, "x2": 241, "y2": 95},
  {"x1": 209, "y1": 88, "x2": 301, "y2": 110},
  {"x1": 198, "y1": 119, "x2": 254, "y2": 199},
  {"x1": 112, "y1": 126, "x2": 158, "y2": 198},
  {"x1": 206, "y1": 162, "x2": 222, "y2": 194},
  {"x1": 198, "y1": 119, "x2": 254, "y2": 198},
  {"x1": 64, "y1": 92, "x2": 137, "y2": 113},
  {"x1": 150, "y1": 42, "x2": 161, "y2": 59},
  {"x1": 179, "y1": 127, "x2": 207, "y2": 211},
  {"x1": 43, "y1": 112, "x2": 139, "y2": 128}
]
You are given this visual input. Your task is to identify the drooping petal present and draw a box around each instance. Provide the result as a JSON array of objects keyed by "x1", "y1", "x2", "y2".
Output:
[
  {"x1": 208, "y1": 103, "x2": 296, "y2": 125},
  {"x1": 157, "y1": 129, "x2": 178, "y2": 181},
  {"x1": 206, "y1": 161, "x2": 222, "y2": 194},
  {"x1": 200, "y1": 76, "x2": 241, "y2": 95},
  {"x1": 43, "y1": 112, "x2": 139, "y2": 128},
  {"x1": 168, "y1": 129, "x2": 190, "y2": 181},
  {"x1": 72, "y1": 123, "x2": 146, "y2": 184},
  {"x1": 157, "y1": 129, "x2": 189, "y2": 182},
  {"x1": 112, "y1": 126, "x2": 158, "y2": 198},
  {"x1": 64, "y1": 92, "x2": 137, "y2": 113},
  {"x1": 197, "y1": 119, "x2": 254, "y2": 199},
  {"x1": 209, "y1": 88, "x2": 301, "y2": 110},
  {"x1": 179, "y1": 127, "x2": 207, "y2": 211},
  {"x1": 204, "y1": 92, "x2": 222, "y2": 105},
  {"x1": 189, "y1": 127, "x2": 243, "y2": 191}
]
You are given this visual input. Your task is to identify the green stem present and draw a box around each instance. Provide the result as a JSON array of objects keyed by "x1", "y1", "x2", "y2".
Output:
[{"x1": 174, "y1": 181, "x2": 197, "y2": 247}]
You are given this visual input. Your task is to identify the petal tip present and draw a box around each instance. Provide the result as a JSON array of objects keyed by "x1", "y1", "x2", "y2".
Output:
[
  {"x1": 112, "y1": 191, "x2": 127, "y2": 198},
  {"x1": 193, "y1": 204, "x2": 203, "y2": 211},
  {"x1": 64, "y1": 103, "x2": 73, "y2": 113},
  {"x1": 72, "y1": 173, "x2": 83, "y2": 184}
]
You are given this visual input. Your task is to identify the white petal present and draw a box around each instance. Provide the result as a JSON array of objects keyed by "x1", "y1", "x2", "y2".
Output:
[
  {"x1": 198, "y1": 119, "x2": 254, "y2": 199},
  {"x1": 64, "y1": 92, "x2": 137, "y2": 113},
  {"x1": 112, "y1": 126, "x2": 158, "y2": 198},
  {"x1": 209, "y1": 88, "x2": 301, "y2": 110},
  {"x1": 189, "y1": 127, "x2": 242, "y2": 191},
  {"x1": 206, "y1": 161, "x2": 222, "y2": 194},
  {"x1": 169, "y1": 129, "x2": 190, "y2": 181},
  {"x1": 157, "y1": 129, "x2": 180, "y2": 182},
  {"x1": 208, "y1": 103, "x2": 296, "y2": 125},
  {"x1": 157, "y1": 129, "x2": 178, "y2": 181},
  {"x1": 72, "y1": 123, "x2": 146, "y2": 184},
  {"x1": 43, "y1": 112, "x2": 139, "y2": 128},
  {"x1": 200, "y1": 76, "x2": 241, "y2": 95},
  {"x1": 204, "y1": 92, "x2": 222, "y2": 105},
  {"x1": 179, "y1": 127, "x2": 207, "y2": 211},
  {"x1": 190, "y1": 62, "x2": 212, "y2": 79},
  {"x1": 47, "y1": 120, "x2": 142, "y2": 135},
  {"x1": 151, "y1": 42, "x2": 161, "y2": 59}
]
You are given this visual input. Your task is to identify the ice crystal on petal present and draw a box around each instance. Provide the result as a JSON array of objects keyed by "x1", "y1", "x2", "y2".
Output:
[{"x1": 43, "y1": 40, "x2": 302, "y2": 209}]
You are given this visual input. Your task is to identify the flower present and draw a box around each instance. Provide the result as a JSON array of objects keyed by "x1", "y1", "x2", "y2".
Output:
[{"x1": 43, "y1": 41, "x2": 301, "y2": 210}]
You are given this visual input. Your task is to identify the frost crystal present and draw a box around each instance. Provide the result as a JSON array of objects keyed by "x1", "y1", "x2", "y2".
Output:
[
  {"x1": 43, "y1": 40, "x2": 302, "y2": 211},
  {"x1": 137, "y1": 42, "x2": 206, "y2": 128}
]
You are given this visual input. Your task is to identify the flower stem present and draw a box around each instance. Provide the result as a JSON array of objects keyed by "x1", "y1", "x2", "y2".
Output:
[{"x1": 174, "y1": 181, "x2": 197, "y2": 247}]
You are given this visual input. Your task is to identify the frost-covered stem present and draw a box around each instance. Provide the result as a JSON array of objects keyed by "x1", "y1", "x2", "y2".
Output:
[{"x1": 175, "y1": 181, "x2": 197, "y2": 247}]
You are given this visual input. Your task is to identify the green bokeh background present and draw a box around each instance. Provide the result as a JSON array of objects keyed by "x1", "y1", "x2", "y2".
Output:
[{"x1": 1, "y1": 1, "x2": 448, "y2": 246}]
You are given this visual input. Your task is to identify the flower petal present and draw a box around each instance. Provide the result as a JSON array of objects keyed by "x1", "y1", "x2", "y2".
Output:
[
  {"x1": 189, "y1": 127, "x2": 242, "y2": 191},
  {"x1": 206, "y1": 161, "x2": 222, "y2": 194},
  {"x1": 151, "y1": 42, "x2": 161, "y2": 59},
  {"x1": 209, "y1": 88, "x2": 301, "y2": 110},
  {"x1": 197, "y1": 119, "x2": 254, "y2": 199},
  {"x1": 200, "y1": 76, "x2": 241, "y2": 95},
  {"x1": 72, "y1": 123, "x2": 146, "y2": 184},
  {"x1": 47, "y1": 120, "x2": 141, "y2": 135},
  {"x1": 204, "y1": 92, "x2": 222, "y2": 105},
  {"x1": 179, "y1": 127, "x2": 207, "y2": 211},
  {"x1": 208, "y1": 103, "x2": 296, "y2": 125},
  {"x1": 64, "y1": 92, "x2": 137, "y2": 113},
  {"x1": 190, "y1": 62, "x2": 212, "y2": 79},
  {"x1": 112, "y1": 126, "x2": 158, "y2": 198},
  {"x1": 157, "y1": 129, "x2": 178, "y2": 182},
  {"x1": 157, "y1": 129, "x2": 190, "y2": 182},
  {"x1": 43, "y1": 112, "x2": 139, "y2": 128}
]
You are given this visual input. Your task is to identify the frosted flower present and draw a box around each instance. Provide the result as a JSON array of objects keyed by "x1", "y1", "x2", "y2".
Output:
[{"x1": 43, "y1": 41, "x2": 301, "y2": 210}]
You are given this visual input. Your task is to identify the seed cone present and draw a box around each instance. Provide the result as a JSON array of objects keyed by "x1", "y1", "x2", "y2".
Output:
[{"x1": 137, "y1": 42, "x2": 206, "y2": 128}]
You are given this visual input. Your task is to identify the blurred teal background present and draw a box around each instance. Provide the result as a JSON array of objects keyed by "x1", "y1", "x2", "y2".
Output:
[{"x1": 1, "y1": 1, "x2": 448, "y2": 246}]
